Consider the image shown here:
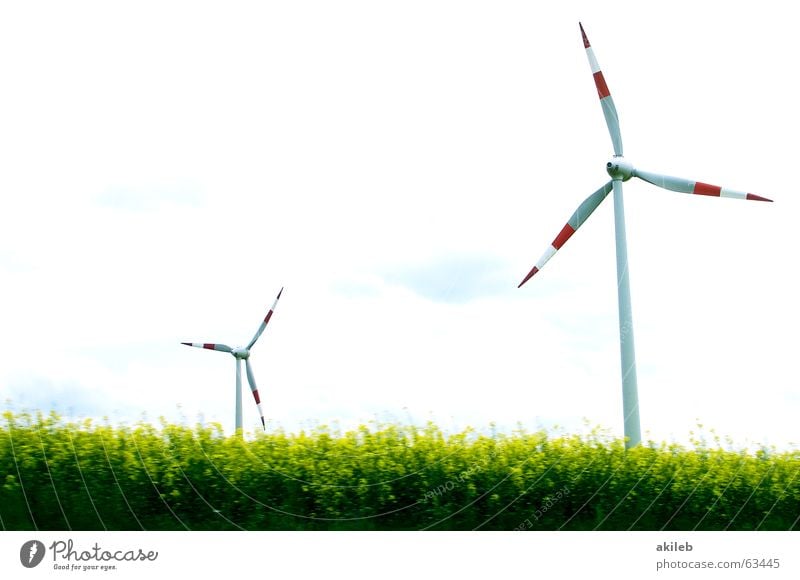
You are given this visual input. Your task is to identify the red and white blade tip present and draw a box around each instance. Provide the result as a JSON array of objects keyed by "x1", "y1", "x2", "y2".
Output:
[
  {"x1": 693, "y1": 182, "x2": 773, "y2": 202},
  {"x1": 181, "y1": 342, "x2": 225, "y2": 351},
  {"x1": 518, "y1": 267, "x2": 539, "y2": 288},
  {"x1": 579, "y1": 22, "x2": 590, "y2": 48}
]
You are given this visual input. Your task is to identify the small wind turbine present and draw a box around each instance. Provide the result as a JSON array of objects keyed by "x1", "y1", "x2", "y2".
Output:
[
  {"x1": 518, "y1": 24, "x2": 772, "y2": 448},
  {"x1": 182, "y1": 287, "x2": 283, "y2": 433}
]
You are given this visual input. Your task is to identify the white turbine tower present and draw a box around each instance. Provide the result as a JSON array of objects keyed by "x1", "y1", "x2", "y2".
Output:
[
  {"x1": 182, "y1": 287, "x2": 283, "y2": 434},
  {"x1": 518, "y1": 24, "x2": 772, "y2": 448}
]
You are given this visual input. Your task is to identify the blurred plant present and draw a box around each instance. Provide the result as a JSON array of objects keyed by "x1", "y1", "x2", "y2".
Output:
[{"x1": 1, "y1": 411, "x2": 797, "y2": 531}]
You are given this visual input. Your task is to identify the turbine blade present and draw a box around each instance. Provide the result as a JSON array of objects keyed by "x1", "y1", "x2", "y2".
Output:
[
  {"x1": 518, "y1": 181, "x2": 613, "y2": 288},
  {"x1": 634, "y1": 169, "x2": 773, "y2": 202},
  {"x1": 247, "y1": 287, "x2": 283, "y2": 350},
  {"x1": 181, "y1": 342, "x2": 233, "y2": 353},
  {"x1": 580, "y1": 22, "x2": 623, "y2": 156},
  {"x1": 245, "y1": 359, "x2": 266, "y2": 430}
]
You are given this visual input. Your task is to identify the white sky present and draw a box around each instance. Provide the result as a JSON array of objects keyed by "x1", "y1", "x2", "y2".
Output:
[{"x1": 1, "y1": 1, "x2": 797, "y2": 449}]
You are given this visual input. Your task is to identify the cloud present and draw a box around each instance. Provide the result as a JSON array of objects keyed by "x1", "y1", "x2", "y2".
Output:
[
  {"x1": 94, "y1": 183, "x2": 204, "y2": 212},
  {"x1": 0, "y1": 249, "x2": 35, "y2": 274},
  {"x1": 4, "y1": 377, "x2": 125, "y2": 420},
  {"x1": 379, "y1": 254, "x2": 513, "y2": 303}
]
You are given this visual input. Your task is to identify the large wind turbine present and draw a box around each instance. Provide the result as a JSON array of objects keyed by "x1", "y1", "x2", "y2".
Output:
[
  {"x1": 182, "y1": 288, "x2": 283, "y2": 433},
  {"x1": 518, "y1": 24, "x2": 772, "y2": 448}
]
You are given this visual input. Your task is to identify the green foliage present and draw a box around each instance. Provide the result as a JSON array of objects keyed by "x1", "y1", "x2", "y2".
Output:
[{"x1": 1, "y1": 411, "x2": 798, "y2": 530}]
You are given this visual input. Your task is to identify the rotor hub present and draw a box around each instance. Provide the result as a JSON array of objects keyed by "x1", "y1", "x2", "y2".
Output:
[
  {"x1": 231, "y1": 347, "x2": 250, "y2": 359},
  {"x1": 606, "y1": 156, "x2": 634, "y2": 181}
]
